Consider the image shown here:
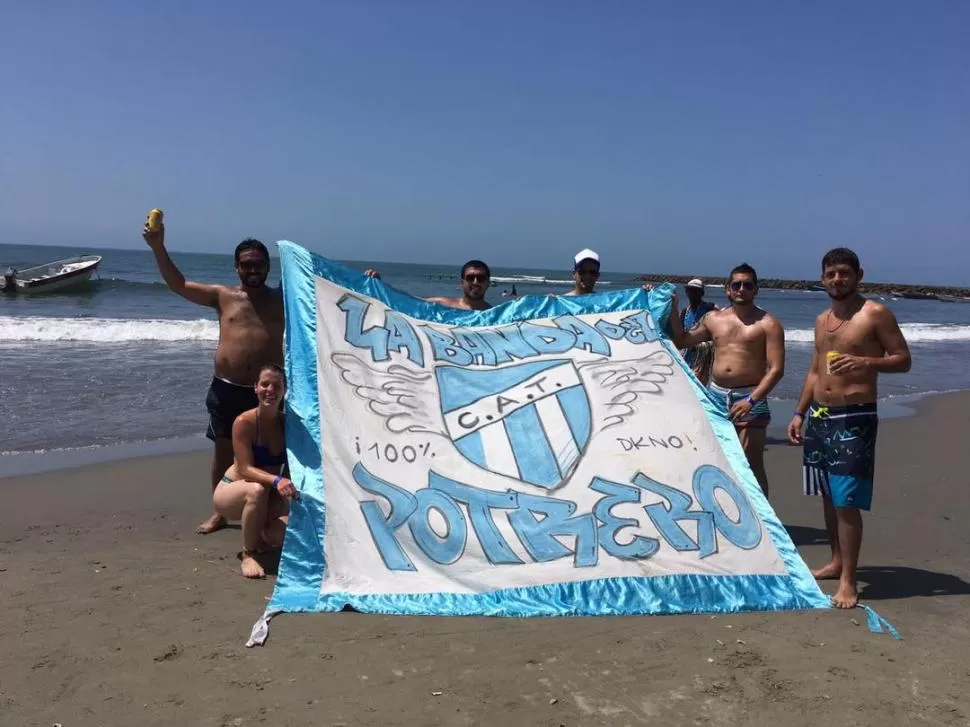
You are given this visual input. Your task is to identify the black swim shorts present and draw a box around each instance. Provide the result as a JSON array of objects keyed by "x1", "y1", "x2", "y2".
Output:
[{"x1": 205, "y1": 377, "x2": 258, "y2": 440}]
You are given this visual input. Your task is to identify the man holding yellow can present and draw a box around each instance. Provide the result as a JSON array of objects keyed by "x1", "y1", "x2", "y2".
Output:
[{"x1": 788, "y1": 248, "x2": 911, "y2": 609}]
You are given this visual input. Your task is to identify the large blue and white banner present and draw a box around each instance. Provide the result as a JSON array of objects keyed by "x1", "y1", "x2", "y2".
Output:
[{"x1": 248, "y1": 242, "x2": 828, "y2": 644}]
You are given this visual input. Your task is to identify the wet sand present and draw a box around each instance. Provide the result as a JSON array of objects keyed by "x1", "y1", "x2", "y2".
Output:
[{"x1": 2, "y1": 393, "x2": 969, "y2": 726}]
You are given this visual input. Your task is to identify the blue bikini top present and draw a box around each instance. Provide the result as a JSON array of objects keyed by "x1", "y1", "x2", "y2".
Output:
[{"x1": 252, "y1": 412, "x2": 287, "y2": 468}]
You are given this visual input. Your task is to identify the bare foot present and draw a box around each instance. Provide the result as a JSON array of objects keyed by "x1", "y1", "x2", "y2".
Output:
[
  {"x1": 196, "y1": 513, "x2": 227, "y2": 535},
  {"x1": 812, "y1": 561, "x2": 842, "y2": 580},
  {"x1": 241, "y1": 551, "x2": 266, "y2": 579},
  {"x1": 832, "y1": 580, "x2": 859, "y2": 609}
]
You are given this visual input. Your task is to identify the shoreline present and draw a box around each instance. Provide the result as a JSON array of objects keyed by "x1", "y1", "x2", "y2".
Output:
[
  {"x1": 0, "y1": 390, "x2": 946, "y2": 480},
  {"x1": 1, "y1": 391, "x2": 969, "y2": 725},
  {"x1": 0, "y1": 435, "x2": 209, "y2": 479}
]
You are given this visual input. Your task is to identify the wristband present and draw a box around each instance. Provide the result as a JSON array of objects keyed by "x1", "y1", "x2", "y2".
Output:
[
  {"x1": 793, "y1": 411, "x2": 805, "y2": 419},
  {"x1": 744, "y1": 394, "x2": 759, "y2": 406},
  {"x1": 272, "y1": 476, "x2": 283, "y2": 489}
]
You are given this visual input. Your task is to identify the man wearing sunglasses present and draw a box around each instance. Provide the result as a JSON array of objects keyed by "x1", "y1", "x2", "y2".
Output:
[
  {"x1": 564, "y1": 249, "x2": 601, "y2": 296},
  {"x1": 425, "y1": 260, "x2": 493, "y2": 310},
  {"x1": 669, "y1": 263, "x2": 785, "y2": 497}
]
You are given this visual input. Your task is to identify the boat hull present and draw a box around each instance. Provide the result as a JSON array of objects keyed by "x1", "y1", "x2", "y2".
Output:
[{"x1": 9, "y1": 256, "x2": 102, "y2": 295}]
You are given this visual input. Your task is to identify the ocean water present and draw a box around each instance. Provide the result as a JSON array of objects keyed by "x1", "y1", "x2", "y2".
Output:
[{"x1": 3, "y1": 242, "x2": 969, "y2": 457}]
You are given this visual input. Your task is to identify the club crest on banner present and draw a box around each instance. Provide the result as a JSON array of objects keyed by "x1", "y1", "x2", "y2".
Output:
[{"x1": 436, "y1": 359, "x2": 590, "y2": 489}]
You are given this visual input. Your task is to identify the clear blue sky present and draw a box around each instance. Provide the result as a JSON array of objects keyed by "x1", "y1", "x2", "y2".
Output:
[{"x1": 2, "y1": 1, "x2": 968, "y2": 284}]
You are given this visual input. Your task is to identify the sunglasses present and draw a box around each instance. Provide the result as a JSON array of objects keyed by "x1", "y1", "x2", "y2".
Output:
[
  {"x1": 729, "y1": 280, "x2": 755, "y2": 291},
  {"x1": 576, "y1": 268, "x2": 600, "y2": 277},
  {"x1": 463, "y1": 273, "x2": 488, "y2": 283}
]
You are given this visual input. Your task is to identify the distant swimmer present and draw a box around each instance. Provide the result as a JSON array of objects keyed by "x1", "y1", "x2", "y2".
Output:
[
  {"x1": 564, "y1": 249, "x2": 600, "y2": 296},
  {"x1": 670, "y1": 263, "x2": 785, "y2": 497},
  {"x1": 789, "y1": 248, "x2": 910, "y2": 609}
]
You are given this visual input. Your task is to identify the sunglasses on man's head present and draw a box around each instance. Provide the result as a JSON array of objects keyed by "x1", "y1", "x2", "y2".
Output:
[
  {"x1": 729, "y1": 280, "x2": 755, "y2": 291},
  {"x1": 464, "y1": 273, "x2": 488, "y2": 283}
]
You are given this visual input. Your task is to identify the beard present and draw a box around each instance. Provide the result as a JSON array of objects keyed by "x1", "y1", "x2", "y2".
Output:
[
  {"x1": 242, "y1": 274, "x2": 266, "y2": 288},
  {"x1": 827, "y1": 287, "x2": 855, "y2": 301}
]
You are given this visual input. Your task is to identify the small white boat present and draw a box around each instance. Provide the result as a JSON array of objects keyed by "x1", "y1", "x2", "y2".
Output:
[{"x1": 3, "y1": 255, "x2": 102, "y2": 294}]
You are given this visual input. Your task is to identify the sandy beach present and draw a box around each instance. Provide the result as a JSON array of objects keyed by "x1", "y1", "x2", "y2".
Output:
[{"x1": 2, "y1": 393, "x2": 969, "y2": 727}]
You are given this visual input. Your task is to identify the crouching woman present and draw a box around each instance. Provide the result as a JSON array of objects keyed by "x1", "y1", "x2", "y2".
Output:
[{"x1": 213, "y1": 364, "x2": 299, "y2": 578}]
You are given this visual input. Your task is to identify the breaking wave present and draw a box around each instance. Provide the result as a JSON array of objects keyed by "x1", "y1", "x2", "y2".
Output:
[
  {"x1": 0, "y1": 316, "x2": 219, "y2": 342},
  {"x1": 2, "y1": 317, "x2": 968, "y2": 344}
]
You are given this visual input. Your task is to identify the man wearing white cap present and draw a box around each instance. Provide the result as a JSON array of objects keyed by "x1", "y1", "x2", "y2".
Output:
[
  {"x1": 679, "y1": 278, "x2": 718, "y2": 385},
  {"x1": 565, "y1": 249, "x2": 600, "y2": 296},
  {"x1": 681, "y1": 278, "x2": 717, "y2": 356}
]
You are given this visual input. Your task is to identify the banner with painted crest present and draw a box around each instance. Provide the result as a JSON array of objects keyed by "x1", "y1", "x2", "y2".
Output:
[{"x1": 248, "y1": 242, "x2": 828, "y2": 645}]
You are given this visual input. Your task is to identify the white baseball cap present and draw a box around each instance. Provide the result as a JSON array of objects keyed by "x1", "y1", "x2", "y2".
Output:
[
  {"x1": 574, "y1": 248, "x2": 600, "y2": 267},
  {"x1": 686, "y1": 278, "x2": 704, "y2": 289}
]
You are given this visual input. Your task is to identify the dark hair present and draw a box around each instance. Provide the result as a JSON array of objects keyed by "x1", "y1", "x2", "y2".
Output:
[
  {"x1": 728, "y1": 262, "x2": 758, "y2": 286},
  {"x1": 235, "y1": 238, "x2": 270, "y2": 263},
  {"x1": 259, "y1": 363, "x2": 286, "y2": 387},
  {"x1": 461, "y1": 259, "x2": 491, "y2": 279},
  {"x1": 821, "y1": 247, "x2": 860, "y2": 274}
]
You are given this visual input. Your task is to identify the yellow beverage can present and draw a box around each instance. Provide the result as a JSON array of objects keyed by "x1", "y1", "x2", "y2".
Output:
[
  {"x1": 147, "y1": 208, "x2": 164, "y2": 231},
  {"x1": 826, "y1": 350, "x2": 840, "y2": 374}
]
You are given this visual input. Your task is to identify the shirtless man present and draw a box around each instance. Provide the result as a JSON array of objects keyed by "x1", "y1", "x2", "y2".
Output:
[
  {"x1": 788, "y1": 248, "x2": 910, "y2": 608},
  {"x1": 144, "y1": 224, "x2": 284, "y2": 534},
  {"x1": 670, "y1": 263, "x2": 785, "y2": 495},
  {"x1": 425, "y1": 260, "x2": 492, "y2": 310},
  {"x1": 565, "y1": 249, "x2": 600, "y2": 296}
]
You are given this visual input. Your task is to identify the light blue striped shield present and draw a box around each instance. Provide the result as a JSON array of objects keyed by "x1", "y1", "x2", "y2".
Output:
[{"x1": 435, "y1": 359, "x2": 592, "y2": 490}]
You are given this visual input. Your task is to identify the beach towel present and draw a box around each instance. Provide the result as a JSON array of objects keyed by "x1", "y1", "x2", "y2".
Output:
[{"x1": 247, "y1": 241, "x2": 829, "y2": 645}]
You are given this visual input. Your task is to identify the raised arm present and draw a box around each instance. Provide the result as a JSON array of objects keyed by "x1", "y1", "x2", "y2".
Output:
[
  {"x1": 668, "y1": 293, "x2": 712, "y2": 349},
  {"x1": 143, "y1": 225, "x2": 222, "y2": 307}
]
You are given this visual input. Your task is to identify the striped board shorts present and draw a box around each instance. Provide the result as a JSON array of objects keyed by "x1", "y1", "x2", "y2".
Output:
[
  {"x1": 802, "y1": 402, "x2": 879, "y2": 511},
  {"x1": 707, "y1": 382, "x2": 771, "y2": 428}
]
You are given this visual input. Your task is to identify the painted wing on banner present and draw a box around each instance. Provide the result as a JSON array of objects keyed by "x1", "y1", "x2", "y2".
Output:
[
  {"x1": 578, "y1": 350, "x2": 677, "y2": 431},
  {"x1": 331, "y1": 352, "x2": 446, "y2": 436}
]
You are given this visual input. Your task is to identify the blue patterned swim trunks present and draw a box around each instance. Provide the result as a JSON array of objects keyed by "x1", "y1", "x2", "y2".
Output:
[{"x1": 802, "y1": 402, "x2": 879, "y2": 510}]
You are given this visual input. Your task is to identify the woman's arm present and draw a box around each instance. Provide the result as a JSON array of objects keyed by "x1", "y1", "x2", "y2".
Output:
[
  {"x1": 231, "y1": 412, "x2": 299, "y2": 499},
  {"x1": 231, "y1": 413, "x2": 281, "y2": 488}
]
